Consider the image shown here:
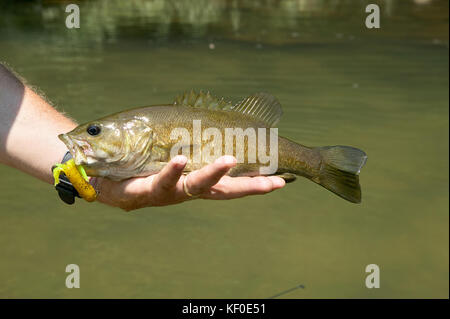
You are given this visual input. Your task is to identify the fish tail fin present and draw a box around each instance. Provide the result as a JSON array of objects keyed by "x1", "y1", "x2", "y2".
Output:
[{"x1": 315, "y1": 146, "x2": 367, "y2": 203}]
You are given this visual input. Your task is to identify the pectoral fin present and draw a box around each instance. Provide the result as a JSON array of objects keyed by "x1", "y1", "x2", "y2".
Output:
[{"x1": 276, "y1": 173, "x2": 297, "y2": 183}]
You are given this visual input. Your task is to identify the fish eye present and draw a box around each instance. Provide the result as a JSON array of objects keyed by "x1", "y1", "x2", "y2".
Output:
[{"x1": 87, "y1": 124, "x2": 101, "y2": 136}]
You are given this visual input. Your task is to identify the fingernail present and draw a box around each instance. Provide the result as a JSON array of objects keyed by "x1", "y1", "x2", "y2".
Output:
[
  {"x1": 173, "y1": 155, "x2": 187, "y2": 166},
  {"x1": 217, "y1": 155, "x2": 236, "y2": 165},
  {"x1": 271, "y1": 177, "x2": 285, "y2": 188}
]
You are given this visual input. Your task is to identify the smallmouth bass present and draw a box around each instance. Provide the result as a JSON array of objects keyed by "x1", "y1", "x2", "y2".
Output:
[{"x1": 59, "y1": 91, "x2": 367, "y2": 203}]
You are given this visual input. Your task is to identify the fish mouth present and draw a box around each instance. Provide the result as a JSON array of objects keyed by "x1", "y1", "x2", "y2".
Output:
[{"x1": 58, "y1": 134, "x2": 93, "y2": 165}]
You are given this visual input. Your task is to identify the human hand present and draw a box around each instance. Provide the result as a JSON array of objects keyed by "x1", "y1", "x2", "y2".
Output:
[{"x1": 93, "y1": 155, "x2": 285, "y2": 211}]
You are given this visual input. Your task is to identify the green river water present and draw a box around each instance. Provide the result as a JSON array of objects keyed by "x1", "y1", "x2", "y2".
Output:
[{"x1": 0, "y1": 0, "x2": 448, "y2": 298}]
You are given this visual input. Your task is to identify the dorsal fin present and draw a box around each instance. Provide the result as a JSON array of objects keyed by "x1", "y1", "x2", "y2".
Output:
[
  {"x1": 173, "y1": 91, "x2": 283, "y2": 127},
  {"x1": 232, "y1": 93, "x2": 283, "y2": 127},
  {"x1": 173, "y1": 90, "x2": 234, "y2": 110}
]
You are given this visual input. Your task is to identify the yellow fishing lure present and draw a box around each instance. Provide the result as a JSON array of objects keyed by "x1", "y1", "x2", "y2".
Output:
[{"x1": 53, "y1": 159, "x2": 97, "y2": 202}]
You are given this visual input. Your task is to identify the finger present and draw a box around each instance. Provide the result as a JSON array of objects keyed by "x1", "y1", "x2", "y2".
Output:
[
  {"x1": 185, "y1": 155, "x2": 236, "y2": 195},
  {"x1": 152, "y1": 155, "x2": 187, "y2": 192},
  {"x1": 202, "y1": 175, "x2": 285, "y2": 200},
  {"x1": 267, "y1": 176, "x2": 286, "y2": 189}
]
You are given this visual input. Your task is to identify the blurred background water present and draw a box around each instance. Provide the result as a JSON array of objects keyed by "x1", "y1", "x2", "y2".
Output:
[{"x1": 0, "y1": 0, "x2": 448, "y2": 298}]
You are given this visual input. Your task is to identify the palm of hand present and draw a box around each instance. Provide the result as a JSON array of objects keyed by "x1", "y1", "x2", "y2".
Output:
[{"x1": 94, "y1": 155, "x2": 285, "y2": 211}]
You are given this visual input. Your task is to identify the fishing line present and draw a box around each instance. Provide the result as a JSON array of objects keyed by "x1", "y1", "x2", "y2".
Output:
[{"x1": 267, "y1": 284, "x2": 305, "y2": 299}]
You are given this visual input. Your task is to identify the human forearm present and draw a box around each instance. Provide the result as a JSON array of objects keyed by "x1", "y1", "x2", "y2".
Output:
[{"x1": 0, "y1": 64, "x2": 77, "y2": 184}]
